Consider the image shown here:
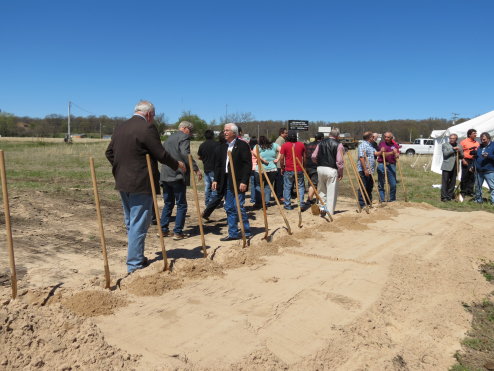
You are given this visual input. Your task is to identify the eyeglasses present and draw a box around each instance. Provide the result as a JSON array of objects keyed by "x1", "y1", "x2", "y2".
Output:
[{"x1": 224, "y1": 129, "x2": 233, "y2": 132}]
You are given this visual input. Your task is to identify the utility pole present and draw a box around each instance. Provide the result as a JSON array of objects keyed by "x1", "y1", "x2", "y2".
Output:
[
  {"x1": 66, "y1": 101, "x2": 71, "y2": 143},
  {"x1": 451, "y1": 112, "x2": 459, "y2": 126},
  {"x1": 225, "y1": 104, "x2": 228, "y2": 124}
]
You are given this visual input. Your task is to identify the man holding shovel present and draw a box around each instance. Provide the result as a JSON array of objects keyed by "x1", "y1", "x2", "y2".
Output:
[
  {"x1": 105, "y1": 100, "x2": 185, "y2": 274},
  {"x1": 311, "y1": 128, "x2": 344, "y2": 216},
  {"x1": 357, "y1": 131, "x2": 379, "y2": 207},
  {"x1": 376, "y1": 132, "x2": 399, "y2": 202},
  {"x1": 440, "y1": 134, "x2": 463, "y2": 202},
  {"x1": 212, "y1": 123, "x2": 252, "y2": 241}
]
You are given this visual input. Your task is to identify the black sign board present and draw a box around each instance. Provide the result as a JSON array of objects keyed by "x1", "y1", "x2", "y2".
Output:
[{"x1": 288, "y1": 120, "x2": 309, "y2": 131}]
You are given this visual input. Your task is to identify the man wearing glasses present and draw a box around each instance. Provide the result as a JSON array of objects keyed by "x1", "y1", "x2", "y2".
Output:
[
  {"x1": 106, "y1": 100, "x2": 185, "y2": 274},
  {"x1": 212, "y1": 123, "x2": 252, "y2": 241},
  {"x1": 160, "y1": 121, "x2": 202, "y2": 240},
  {"x1": 376, "y1": 132, "x2": 399, "y2": 202}
]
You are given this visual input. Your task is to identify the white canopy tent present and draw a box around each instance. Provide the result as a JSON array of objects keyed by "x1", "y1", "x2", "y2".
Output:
[{"x1": 430, "y1": 110, "x2": 494, "y2": 174}]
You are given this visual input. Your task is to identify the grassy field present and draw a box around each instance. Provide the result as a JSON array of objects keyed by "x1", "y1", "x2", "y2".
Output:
[{"x1": 1, "y1": 138, "x2": 493, "y2": 213}]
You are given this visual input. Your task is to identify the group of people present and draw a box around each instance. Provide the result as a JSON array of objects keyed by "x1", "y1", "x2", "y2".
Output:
[
  {"x1": 201, "y1": 126, "x2": 403, "y2": 218},
  {"x1": 440, "y1": 129, "x2": 494, "y2": 203},
  {"x1": 107, "y1": 100, "x2": 494, "y2": 275}
]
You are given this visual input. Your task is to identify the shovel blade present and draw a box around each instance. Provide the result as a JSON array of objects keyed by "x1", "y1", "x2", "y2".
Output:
[{"x1": 310, "y1": 203, "x2": 320, "y2": 215}]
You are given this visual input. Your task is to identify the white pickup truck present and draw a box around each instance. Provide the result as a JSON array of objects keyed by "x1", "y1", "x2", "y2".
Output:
[{"x1": 399, "y1": 138, "x2": 435, "y2": 156}]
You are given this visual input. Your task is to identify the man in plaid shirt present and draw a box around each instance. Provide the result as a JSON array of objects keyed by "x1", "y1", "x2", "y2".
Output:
[{"x1": 357, "y1": 131, "x2": 379, "y2": 207}]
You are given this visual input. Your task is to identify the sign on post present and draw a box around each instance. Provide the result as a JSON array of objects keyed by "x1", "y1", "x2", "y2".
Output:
[{"x1": 288, "y1": 120, "x2": 309, "y2": 131}]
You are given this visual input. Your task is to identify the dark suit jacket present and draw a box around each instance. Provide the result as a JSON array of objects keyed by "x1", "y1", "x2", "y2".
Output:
[
  {"x1": 105, "y1": 115, "x2": 178, "y2": 194},
  {"x1": 214, "y1": 139, "x2": 252, "y2": 193}
]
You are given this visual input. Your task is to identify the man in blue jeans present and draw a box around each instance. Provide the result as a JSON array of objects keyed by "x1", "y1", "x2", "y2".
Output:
[
  {"x1": 376, "y1": 132, "x2": 399, "y2": 202},
  {"x1": 473, "y1": 132, "x2": 494, "y2": 204},
  {"x1": 212, "y1": 123, "x2": 252, "y2": 241},
  {"x1": 279, "y1": 131, "x2": 306, "y2": 210},
  {"x1": 160, "y1": 121, "x2": 202, "y2": 240},
  {"x1": 105, "y1": 100, "x2": 185, "y2": 273}
]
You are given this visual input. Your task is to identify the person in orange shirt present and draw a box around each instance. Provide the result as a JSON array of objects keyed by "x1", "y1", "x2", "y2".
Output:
[{"x1": 460, "y1": 129, "x2": 480, "y2": 197}]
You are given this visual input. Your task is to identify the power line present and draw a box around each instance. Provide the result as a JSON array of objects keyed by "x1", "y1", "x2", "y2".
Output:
[{"x1": 70, "y1": 101, "x2": 98, "y2": 116}]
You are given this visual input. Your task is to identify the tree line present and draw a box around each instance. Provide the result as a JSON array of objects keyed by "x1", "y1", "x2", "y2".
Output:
[{"x1": 0, "y1": 110, "x2": 468, "y2": 143}]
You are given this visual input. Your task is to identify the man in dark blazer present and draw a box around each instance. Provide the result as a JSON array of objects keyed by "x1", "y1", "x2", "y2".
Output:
[
  {"x1": 441, "y1": 133, "x2": 463, "y2": 202},
  {"x1": 105, "y1": 100, "x2": 185, "y2": 273},
  {"x1": 212, "y1": 123, "x2": 252, "y2": 241}
]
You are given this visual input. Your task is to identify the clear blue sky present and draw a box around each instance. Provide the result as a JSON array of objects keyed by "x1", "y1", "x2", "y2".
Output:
[{"x1": 1, "y1": 0, "x2": 492, "y2": 123}]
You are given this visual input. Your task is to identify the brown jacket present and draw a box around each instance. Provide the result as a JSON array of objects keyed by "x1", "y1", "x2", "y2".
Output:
[{"x1": 105, "y1": 115, "x2": 178, "y2": 194}]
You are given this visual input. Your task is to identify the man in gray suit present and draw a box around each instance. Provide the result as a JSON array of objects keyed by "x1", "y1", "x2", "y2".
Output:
[
  {"x1": 160, "y1": 121, "x2": 202, "y2": 240},
  {"x1": 441, "y1": 133, "x2": 464, "y2": 202}
]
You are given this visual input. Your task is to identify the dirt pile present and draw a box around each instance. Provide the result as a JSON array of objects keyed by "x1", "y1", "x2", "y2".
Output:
[
  {"x1": 61, "y1": 290, "x2": 128, "y2": 317},
  {"x1": 0, "y1": 300, "x2": 139, "y2": 369},
  {"x1": 122, "y1": 258, "x2": 224, "y2": 296}
]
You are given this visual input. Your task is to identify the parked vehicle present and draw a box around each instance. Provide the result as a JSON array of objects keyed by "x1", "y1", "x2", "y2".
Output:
[
  {"x1": 399, "y1": 138, "x2": 434, "y2": 156},
  {"x1": 339, "y1": 134, "x2": 358, "y2": 150}
]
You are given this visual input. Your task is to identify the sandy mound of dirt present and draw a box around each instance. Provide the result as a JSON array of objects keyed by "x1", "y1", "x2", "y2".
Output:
[
  {"x1": 61, "y1": 290, "x2": 128, "y2": 317},
  {"x1": 0, "y1": 300, "x2": 139, "y2": 369},
  {"x1": 122, "y1": 258, "x2": 224, "y2": 297},
  {"x1": 123, "y1": 271, "x2": 182, "y2": 296},
  {"x1": 230, "y1": 347, "x2": 288, "y2": 370},
  {"x1": 221, "y1": 239, "x2": 280, "y2": 268}
]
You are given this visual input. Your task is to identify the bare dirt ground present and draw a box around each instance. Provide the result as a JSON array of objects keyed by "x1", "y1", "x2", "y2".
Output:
[{"x1": 1, "y1": 189, "x2": 494, "y2": 370}]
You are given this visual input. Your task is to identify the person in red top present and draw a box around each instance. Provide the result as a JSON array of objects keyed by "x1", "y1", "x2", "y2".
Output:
[
  {"x1": 279, "y1": 131, "x2": 306, "y2": 210},
  {"x1": 460, "y1": 129, "x2": 480, "y2": 197}
]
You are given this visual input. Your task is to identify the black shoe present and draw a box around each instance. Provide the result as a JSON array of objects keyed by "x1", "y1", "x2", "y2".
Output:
[
  {"x1": 151, "y1": 218, "x2": 157, "y2": 225},
  {"x1": 220, "y1": 236, "x2": 240, "y2": 241},
  {"x1": 140, "y1": 257, "x2": 149, "y2": 267},
  {"x1": 201, "y1": 213, "x2": 210, "y2": 221}
]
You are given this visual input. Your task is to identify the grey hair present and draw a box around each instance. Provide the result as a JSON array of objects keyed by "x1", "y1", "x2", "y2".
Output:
[
  {"x1": 330, "y1": 128, "x2": 340, "y2": 137},
  {"x1": 178, "y1": 121, "x2": 193, "y2": 130},
  {"x1": 449, "y1": 133, "x2": 458, "y2": 139},
  {"x1": 225, "y1": 122, "x2": 239, "y2": 135},
  {"x1": 134, "y1": 100, "x2": 155, "y2": 114}
]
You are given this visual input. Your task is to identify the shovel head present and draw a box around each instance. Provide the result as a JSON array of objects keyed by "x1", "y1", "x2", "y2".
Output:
[{"x1": 311, "y1": 203, "x2": 320, "y2": 215}]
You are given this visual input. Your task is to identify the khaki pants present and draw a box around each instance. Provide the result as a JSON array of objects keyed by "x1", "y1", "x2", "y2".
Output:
[{"x1": 317, "y1": 166, "x2": 338, "y2": 215}]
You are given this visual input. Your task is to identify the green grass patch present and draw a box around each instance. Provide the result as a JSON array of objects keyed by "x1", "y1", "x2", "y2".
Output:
[
  {"x1": 453, "y1": 263, "x2": 494, "y2": 370},
  {"x1": 480, "y1": 262, "x2": 494, "y2": 282}
]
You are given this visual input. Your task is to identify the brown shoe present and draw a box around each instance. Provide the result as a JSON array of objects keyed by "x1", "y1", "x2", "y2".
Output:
[
  {"x1": 156, "y1": 231, "x2": 172, "y2": 237},
  {"x1": 173, "y1": 233, "x2": 191, "y2": 240}
]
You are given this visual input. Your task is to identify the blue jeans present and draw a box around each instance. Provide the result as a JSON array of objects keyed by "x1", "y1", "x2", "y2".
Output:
[
  {"x1": 204, "y1": 170, "x2": 217, "y2": 207},
  {"x1": 283, "y1": 171, "x2": 305, "y2": 207},
  {"x1": 255, "y1": 171, "x2": 276, "y2": 204},
  {"x1": 275, "y1": 168, "x2": 284, "y2": 200},
  {"x1": 377, "y1": 163, "x2": 397, "y2": 202},
  {"x1": 475, "y1": 171, "x2": 494, "y2": 203},
  {"x1": 224, "y1": 180, "x2": 251, "y2": 238},
  {"x1": 249, "y1": 171, "x2": 258, "y2": 203},
  {"x1": 160, "y1": 180, "x2": 187, "y2": 234},
  {"x1": 358, "y1": 171, "x2": 374, "y2": 207},
  {"x1": 120, "y1": 192, "x2": 153, "y2": 273}
]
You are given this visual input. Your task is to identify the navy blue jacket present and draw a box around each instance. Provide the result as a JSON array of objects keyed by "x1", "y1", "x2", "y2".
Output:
[{"x1": 474, "y1": 141, "x2": 494, "y2": 173}]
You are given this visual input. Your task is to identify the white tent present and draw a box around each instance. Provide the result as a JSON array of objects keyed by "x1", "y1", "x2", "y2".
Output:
[{"x1": 430, "y1": 110, "x2": 494, "y2": 174}]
